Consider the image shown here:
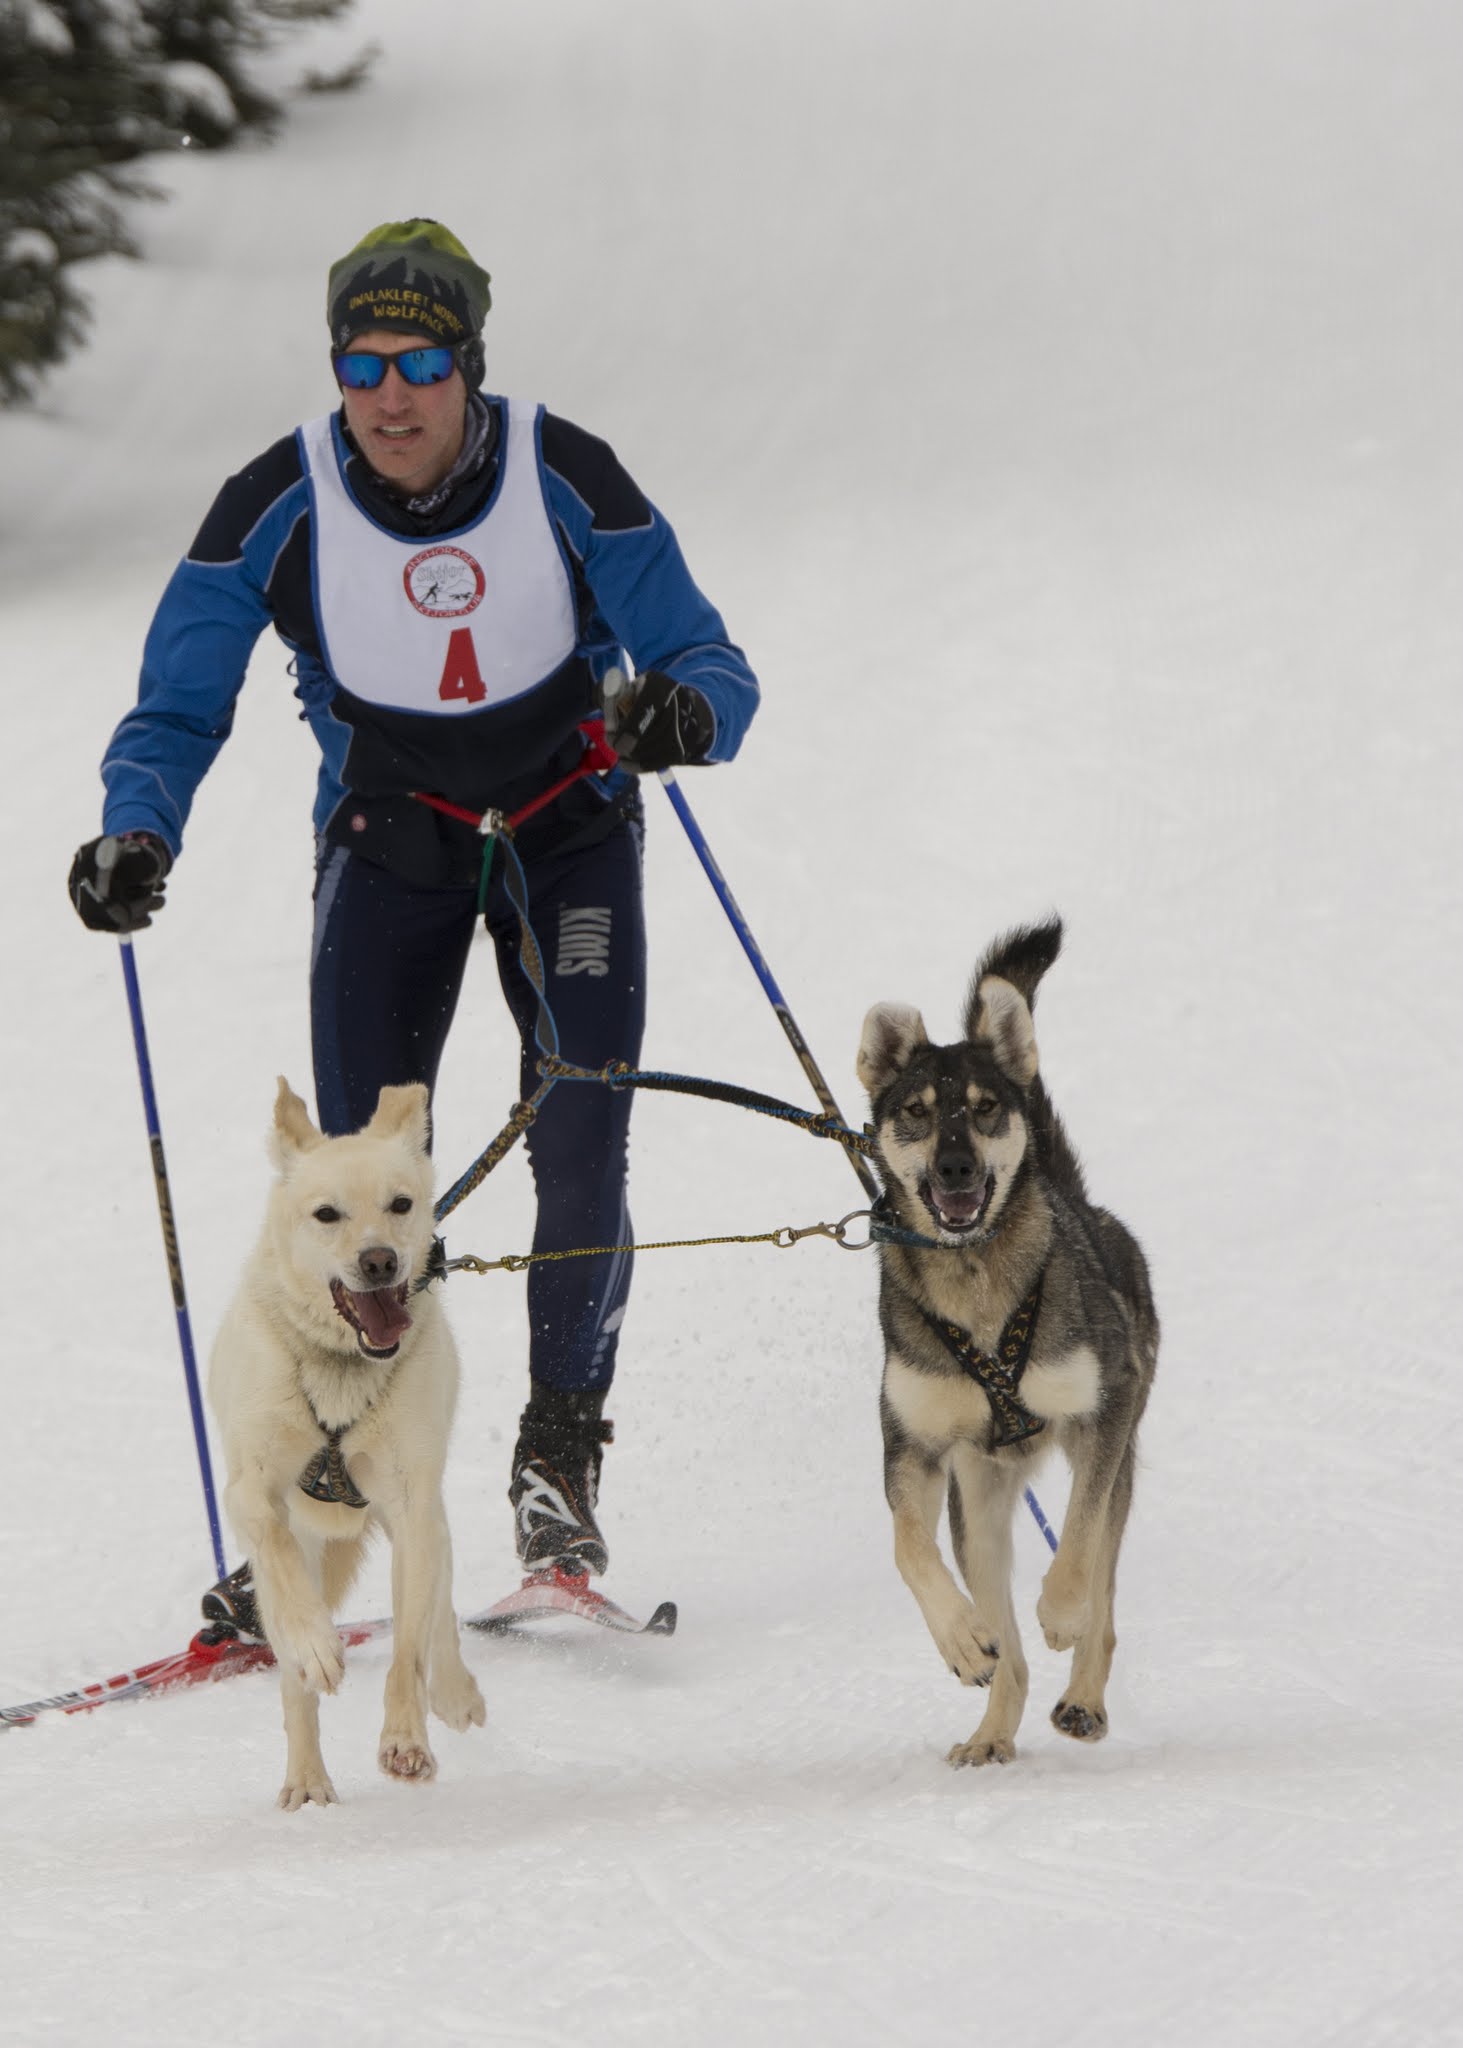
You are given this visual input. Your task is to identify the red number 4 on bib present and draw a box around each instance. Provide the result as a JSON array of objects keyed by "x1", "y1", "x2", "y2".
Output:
[{"x1": 438, "y1": 628, "x2": 487, "y2": 705}]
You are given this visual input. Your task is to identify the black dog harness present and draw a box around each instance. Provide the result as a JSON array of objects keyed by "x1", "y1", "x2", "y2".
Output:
[{"x1": 918, "y1": 1276, "x2": 1047, "y2": 1447}]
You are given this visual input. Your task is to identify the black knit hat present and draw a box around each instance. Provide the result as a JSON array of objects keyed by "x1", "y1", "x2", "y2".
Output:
[{"x1": 326, "y1": 219, "x2": 492, "y2": 350}]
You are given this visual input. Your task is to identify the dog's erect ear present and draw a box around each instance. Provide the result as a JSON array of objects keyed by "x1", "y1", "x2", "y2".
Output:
[
  {"x1": 364, "y1": 1082, "x2": 431, "y2": 1153},
  {"x1": 857, "y1": 1003, "x2": 929, "y2": 1097},
  {"x1": 969, "y1": 976, "x2": 1039, "y2": 1086},
  {"x1": 272, "y1": 1077, "x2": 323, "y2": 1160}
]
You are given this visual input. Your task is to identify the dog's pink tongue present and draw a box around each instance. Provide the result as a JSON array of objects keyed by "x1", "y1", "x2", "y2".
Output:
[{"x1": 351, "y1": 1287, "x2": 411, "y2": 1350}]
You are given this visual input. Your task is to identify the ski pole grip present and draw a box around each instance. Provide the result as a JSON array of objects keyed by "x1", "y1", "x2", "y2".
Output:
[
  {"x1": 94, "y1": 834, "x2": 120, "y2": 899},
  {"x1": 601, "y1": 665, "x2": 635, "y2": 744}
]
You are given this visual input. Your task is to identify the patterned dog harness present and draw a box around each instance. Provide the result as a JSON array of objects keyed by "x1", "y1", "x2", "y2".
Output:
[
  {"x1": 918, "y1": 1276, "x2": 1046, "y2": 1447},
  {"x1": 297, "y1": 1424, "x2": 369, "y2": 1510}
]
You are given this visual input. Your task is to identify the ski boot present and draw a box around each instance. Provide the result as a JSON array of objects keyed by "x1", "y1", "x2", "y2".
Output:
[
  {"x1": 508, "y1": 1384, "x2": 613, "y2": 1579},
  {"x1": 201, "y1": 1560, "x2": 264, "y2": 1642}
]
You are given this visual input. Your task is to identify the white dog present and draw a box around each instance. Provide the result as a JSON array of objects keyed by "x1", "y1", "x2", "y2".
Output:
[{"x1": 209, "y1": 1079, "x2": 485, "y2": 1809}]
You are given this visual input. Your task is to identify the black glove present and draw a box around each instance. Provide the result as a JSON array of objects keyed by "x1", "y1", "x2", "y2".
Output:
[
  {"x1": 68, "y1": 832, "x2": 173, "y2": 933},
  {"x1": 611, "y1": 670, "x2": 714, "y2": 773}
]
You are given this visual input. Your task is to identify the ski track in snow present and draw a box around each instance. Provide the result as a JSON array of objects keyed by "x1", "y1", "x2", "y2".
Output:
[{"x1": 3, "y1": 2, "x2": 1462, "y2": 2042}]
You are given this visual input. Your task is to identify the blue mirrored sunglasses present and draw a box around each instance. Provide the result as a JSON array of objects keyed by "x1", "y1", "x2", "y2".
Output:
[{"x1": 332, "y1": 345, "x2": 459, "y2": 391}]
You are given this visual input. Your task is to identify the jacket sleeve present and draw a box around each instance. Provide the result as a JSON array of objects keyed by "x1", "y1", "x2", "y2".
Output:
[
  {"x1": 539, "y1": 412, "x2": 760, "y2": 763},
  {"x1": 99, "y1": 437, "x2": 310, "y2": 856}
]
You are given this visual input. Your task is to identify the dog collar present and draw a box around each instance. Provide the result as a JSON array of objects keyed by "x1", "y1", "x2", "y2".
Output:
[
  {"x1": 869, "y1": 1192, "x2": 993, "y2": 1253},
  {"x1": 918, "y1": 1276, "x2": 1046, "y2": 1448}
]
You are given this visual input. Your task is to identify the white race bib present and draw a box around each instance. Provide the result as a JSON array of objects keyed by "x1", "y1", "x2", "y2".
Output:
[{"x1": 301, "y1": 399, "x2": 577, "y2": 715}]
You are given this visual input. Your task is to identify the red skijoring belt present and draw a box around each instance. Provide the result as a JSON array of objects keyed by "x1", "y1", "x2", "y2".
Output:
[{"x1": 409, "y1": 720, "x2": 619, "y2": 838}]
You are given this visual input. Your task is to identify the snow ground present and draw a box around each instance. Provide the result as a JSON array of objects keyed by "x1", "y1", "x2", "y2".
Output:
[{"x1": 3, "y1": 2, "x2": 1461, "y2": 2042}]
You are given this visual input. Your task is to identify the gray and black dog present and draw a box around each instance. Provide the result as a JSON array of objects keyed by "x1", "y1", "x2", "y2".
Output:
[{"x1": 856, "y1": 918, "x2": 1157, "y2": 1768}]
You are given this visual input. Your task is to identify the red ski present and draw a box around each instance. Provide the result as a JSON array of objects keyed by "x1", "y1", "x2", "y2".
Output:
[
  {"x1": 0, "y1": 1618, "x2": 381, "y2": 1729},
  {"x1": 2, "y1": 1579, "x2": 674, "y2": 1729},
  {"x1": 467, "y1": 1566, "x2": 677, "y2": 1637}
]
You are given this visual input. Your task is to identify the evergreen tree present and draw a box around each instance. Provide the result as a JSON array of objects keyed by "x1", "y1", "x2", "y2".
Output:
[{"x1": 0, "y1": 0, "x2": 361, "y2": 403}]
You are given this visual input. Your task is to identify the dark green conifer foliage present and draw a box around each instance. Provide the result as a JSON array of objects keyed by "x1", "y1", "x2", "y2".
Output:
[{"x1": 0, "y1": 0, "x2": 360, "y2": 403}]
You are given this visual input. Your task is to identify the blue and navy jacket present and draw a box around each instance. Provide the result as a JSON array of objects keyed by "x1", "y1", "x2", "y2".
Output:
[{"x1": 99, "y1": 399, "x2": 760, "y2": 887}]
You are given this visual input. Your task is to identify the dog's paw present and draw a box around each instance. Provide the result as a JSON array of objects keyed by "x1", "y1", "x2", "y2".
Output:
[
  {"x1": 430, "y1": 1663, "x2": 486, "y2": 1733},
  {"x1": 271, "y1": 1611, "x2": 346, "y2": 1694},
  {"x1": 278, "y1": 1768, "x2": 338, "y2": 1812},
  {"x1": 379, "y1": 1733, "x2": 437, "y2": 1782},
  {"x1": 1036, "y1": 1582, "x2": 1090, "y2": 1654},
  {"x1": 947, "y1": 1734, "x2": 1017, "y2": 1769},
  {"x1": 293, "y1": 1629, "x2": 346, "y2": 1695},
  {"x1": 1051, "y1": 1697, "x2": 1108, "y2": 1743},
  {"x1": 931, "y1": 1600, "x2": 1000, "y2": 1687}
]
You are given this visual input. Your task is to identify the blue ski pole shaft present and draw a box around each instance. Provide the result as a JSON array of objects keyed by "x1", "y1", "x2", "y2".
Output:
[
  {"x1": 116, "y1": 935, "x2": 227, "y2": 1584},
  {"x1": 655, "y1": 770, "x2": 882, "y2": 1203},
  {"x1": 653, "y1": 766, "x2": 1059, "y2": 1555},
  {"x1": 1023, "y1": 1485, "x2": 1059, "y2": 1554}
]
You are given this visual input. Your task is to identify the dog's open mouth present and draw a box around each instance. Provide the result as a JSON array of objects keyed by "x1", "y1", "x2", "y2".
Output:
[
  {"x1": 330, "y1": 1278, "x2": 412, "y2": 1359},
  {"x1": 920, "y1": 1173, "x2": 996, "y2": 1239}
]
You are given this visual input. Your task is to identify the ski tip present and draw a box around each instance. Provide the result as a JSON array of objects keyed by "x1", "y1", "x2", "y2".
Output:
[{"x1": 464, "y1": 1578, "x2": 678, "y2": 1637}]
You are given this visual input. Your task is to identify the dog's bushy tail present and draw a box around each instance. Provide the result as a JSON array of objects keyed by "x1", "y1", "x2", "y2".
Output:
[{"x1": 965, "y1": 917, "x2": 1086, "y2": 1202}]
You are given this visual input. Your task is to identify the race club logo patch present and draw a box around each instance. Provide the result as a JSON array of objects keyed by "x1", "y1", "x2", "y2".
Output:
[{"x1": 403, "y1": 545, "x2": 486, "y2": 618}]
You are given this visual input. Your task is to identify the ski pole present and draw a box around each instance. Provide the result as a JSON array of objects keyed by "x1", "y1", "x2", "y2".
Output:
[{"x1": 108, "y1": 900, "x2": 227, "y2": 1584}]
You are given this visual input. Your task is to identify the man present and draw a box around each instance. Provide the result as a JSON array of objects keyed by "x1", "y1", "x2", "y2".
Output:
[{"x1": 69, "y1": 220, "x2": 760, "y2": 1614}]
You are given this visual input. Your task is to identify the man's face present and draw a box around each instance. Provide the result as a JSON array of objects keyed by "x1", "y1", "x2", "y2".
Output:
[{"x1": 337, "y1": 327, "x2": 469, "y2": 496}]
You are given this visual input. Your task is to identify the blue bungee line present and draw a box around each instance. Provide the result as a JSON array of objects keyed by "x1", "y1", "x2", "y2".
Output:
[
  {"x1": 493, "y1": 827, "x2": 560, "y2": 1066},
  {"x1": 543, "y1": 1054, "x2": 876, "y2": 1149}
]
